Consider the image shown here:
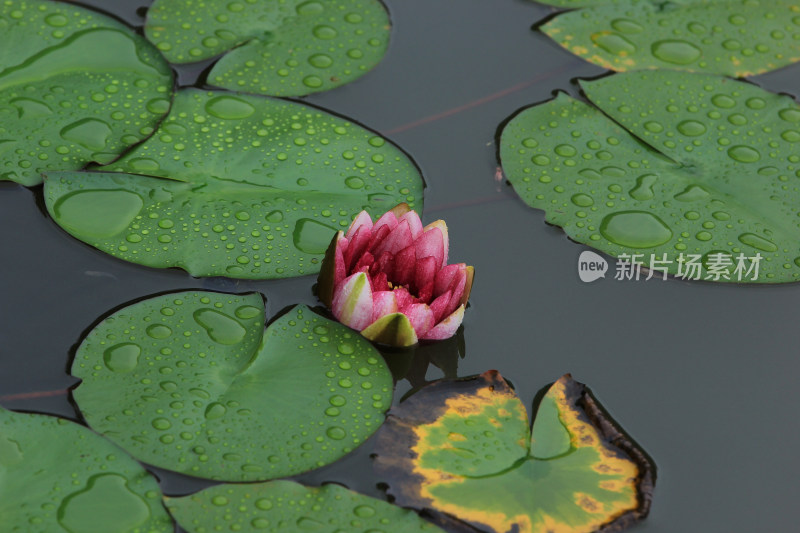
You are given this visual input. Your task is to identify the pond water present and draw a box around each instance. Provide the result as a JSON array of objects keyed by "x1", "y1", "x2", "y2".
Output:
[{"x1": 2, "y1": 0, "x2": 799, "y2": 531}]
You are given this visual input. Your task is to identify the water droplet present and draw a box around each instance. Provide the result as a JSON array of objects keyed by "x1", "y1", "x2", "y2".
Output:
[
  {"x1": 326, "y1": 426, "x2": 346, "y2": 440},
  {"x1": 610, "y1": 18, "x2": 643, "y2": 34},
  {"x1": 57, "y1": 474, "x2": 149, "y2": 533},
  {"x1": 600, "y1": 211, "x2": 673, "y2": 248},
  {"x1": 571, "y1": 193, "x2": 594, "y2": 207},
  {"x1": 45, "y1": 13, "x2": 68, "y2": 27},
  {"x1": 308, "y1": 53, "x2": 333, "y2": 68},
  {"x1": 738, "y1": 233, "x2": 777, "y2": 252},
  {"x1": 591, "y1": 32, "x2": 636, "y2": 56},
  {"x1": 256, "y1": 498, "x2": 273, "y2": 510},
  {"x1": 728, "y1": 145, "x2": 760, "y2": 163},
  {"x1": 235, "y1": 305, "x2": 261, "y2": 319},
  {"x1": 211, "y1": 495, "x2": 229, "y2": 506},
  {"x1": 204, "y1": 95, "x2": 255, "y2": 120},
  {"x1": 651, "y1": 40, "x2": 701, "y2": 64},
  {"x1": 297, "y1": 517, "x2": 325, "y2": 529},
  {"x1": 10, "y1": 97, "x2": 51, "y2": 119},
  {"x1": 293, "y1": 218, "x2": 338, "y2": 254},
  {"x1": 712, "y1": 94, "x2": 736, "y2": 108},
  {"x1": 204, "y1": 402, "x2": 227, "y2": 420},
  {"x1": 266, "y1": 210, "x2": 284, "y2": 223},
  {"x1": 329, "y1": 395, "x2": 346, "y2": 407},
  {"x1": 54, "y1": 190, "x2": 143, "y2": 238},
  {"x1": 345, "y1": 176, "x2": 364, "y2": 189},
  {"x1": 644, "y1": 121, "x2": 663, "y2": 133},
  {"x1": 103, "y1": 343, "x2": 140, "y2": 372},
  {"x1": 0, "y1": 436, "x2": 23, "y2": 466},
  {"x1": 677, "y1": 120, "x2": 707, "y2": 136},
  {"x1": 674, "y1": 184, "x2": 710, "y2": 202},
  {"x1": 554, "y1": 144, "x2": 577, "y2": 157},
  {"x1": 781, "y1": 130, "x2": 800, "y2": 142},
  {"x1": 629, "y1": 174, "x2": 657, "y2": 201},
  {"x1": 146, "y1": 324, "x2": 172, "y2": 339},
  {"x1": 313, "y1": 25, "x2": 337, "y2": 39},
  {"x1": 60, "y1": 118, "x2": 112, "y2": 151},
  {"x1": 303, "y1": 75, "x2": 323, "y2": 88},
  {"x1": 152, "y1": 418, "x2": 171, "y2": 430},
  {"x1": 354, "y1": 504, "x2": 376, "y2": 517},
  {"x1": 193, "y1": 309, "x2": 246, "y2": 345},
  {"x1": 296, "y1": 1, "x2": 324, "y2": 15},
  {"x1": 779, "y1": 108, "x2": 800, "y2": 123}
]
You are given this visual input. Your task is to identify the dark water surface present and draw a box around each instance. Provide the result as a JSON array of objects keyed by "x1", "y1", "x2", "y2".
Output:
[{"x1": 2, "y1": 0, "x2": 799, "y2": 531}]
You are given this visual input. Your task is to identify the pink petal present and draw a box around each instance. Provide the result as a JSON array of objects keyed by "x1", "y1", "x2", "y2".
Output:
[
  {"x1": 332, "y1": 236, "x2": 347, "y2": 287},
  {"x1": 434, "y1": 263, "x2": 464, "y2": 297},
  {"x1": 414, "y1": 227, "x2": 444, "y2": 271},
  {"x1": 331, "y1": 272, "x2": 373, "y2": 330},
  {"x1": 372, "y1": 250, "x2": 395, "y2": 277},
  {"x1": 393, "y1": 245, "x2": 416, "y2": 288},
  {"x1": 422, "y1": 305, "x2": 464, "y2": 340},
  {"x1": 444, "y1": 270, "x2": 467, "y2": 317},
  {"x1": 417, "y1": 280, "x2": 434, "y2": 304},
  {"x1": 393, "y1": 286, "x2": 414, "y2": 311},
  {"x1": 371, "y1": 271, "x2": 389, "y2": 291},
  {"x1": 399, "y1": 211, "x2": 423, "y2": 239},
  {"x1": 414, "y1": 256, "x2": 437, "y2": 297},
  {"x1": 429, "y1": 290, "x2": 452, "y2": 323},
  {"x1": 373, "y1": 220, "x2": 413, "y2": 257},
  {"x1": 403, "y1": 303, "x2": 435, "y2": 338},
  {"x1": 353, "y1": 251, "x2": 375, "y2": 274},
  {"x1": 346, "y1": 211, "x2": 373, "y2": 240},
  {"x1": 371, "y1": 291, "x2": 398, "y2": 322},
  {"x1": 345, "y1": 226, "x2": 372, "y2": 272},
  {"x1": 372, "y1": 211, "x2": 399, "y2": 234},
  {"x1": 368, "y1": 225, "x2": 391, "y2": 253},
  {"x1": 423, "y1": 220, "x2": 449, "y2": 268}
]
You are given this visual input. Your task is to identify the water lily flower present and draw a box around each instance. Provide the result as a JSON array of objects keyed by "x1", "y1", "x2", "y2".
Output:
[{"x1": 318, "y1": 204, "x2": 473, "y2": 347}]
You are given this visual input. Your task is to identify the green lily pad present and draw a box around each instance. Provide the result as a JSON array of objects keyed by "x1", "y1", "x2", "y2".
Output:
[
  {"x1": 145, "y1": 0, "x2": 390, "y2": 96},
  {"x1": 538, "y1": 0, "x2": 800, "y2": 76},
  {"x1": 500, "y1": 70, "x2": 800, "y2": 282},
  {"x1": 166, "y1": 480, "x2": 446, "y2": 532},
  {"x1": 0, "y1": 407, "x2": 172, "y2": 532},
  {"x1": 43, "y1": 88, "x2": 423, "y2": 279},
  {"x1": 373, "y1": 371, "x2": 655, "y2": 533},
  {"x1": 0, "y1": 0, "x2": 173, "y2": 186},
  {"x1": 71, "y1": 291, "x2": 393, "y2": 481}
]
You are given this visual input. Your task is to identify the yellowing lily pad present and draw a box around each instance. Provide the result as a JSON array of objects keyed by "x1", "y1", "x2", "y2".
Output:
[
  {"x1": 500, "y1": 70, "x2": 800, "y2": 282},
  {"x1": 537, "y1": 0, "x2": 800, "y2": 76},
  {"x1": 43, "y1": 89, "x2": 423, "y2": 279},
  {"x1": 0, "y1": 0, "x2": 173, "y2": 186},
  {"x1": 72, "y1": 292, "x2": 393, "y2": 481},
  {"x1": 373, "y1": 371, "x2": 655, "y2": 533},
  {"x1": 145, "y1": 0, "x2": 390, "y2": 96},
  {"x1": 166, "y1": 480, "x2": 446, "y2": 533},
  {"x1": 0, "y1": 407, "x2": 172, "y2": 532}
]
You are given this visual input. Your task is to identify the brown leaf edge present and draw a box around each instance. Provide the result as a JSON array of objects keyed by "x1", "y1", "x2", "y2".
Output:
[{"x1": 372, "y1": 370, "x2": 657, "y2": 533}]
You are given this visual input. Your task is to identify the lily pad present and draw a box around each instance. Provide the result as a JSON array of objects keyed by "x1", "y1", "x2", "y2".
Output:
[
  {"x1": 71, "y1": 291, "x2": 393, "y2": 481},
  {"x1": 145, "y1": 0, "x2": 390, "y2": 96},
  {"x1": 43, "y1": 88, "x2": 423, "y2": 279},
  {"x1": 500, "y1": 70, "x2": 800, "y2": 282},
  {"x1": 166, "y1": 480, "x2": 446, "y2": 532},
  {"x1": 373, "y1": 371, "x2": 655, "y2": 533},
  {"x1": 0, "y1": 407, "x2": 172, "y2": 532},
  {"x1": 0, "y1": 0, "x2": 173, "y2": 186},
  {"x1": 538, "y1": 0, "x2": 800, "y2": 76}
]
